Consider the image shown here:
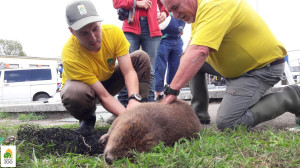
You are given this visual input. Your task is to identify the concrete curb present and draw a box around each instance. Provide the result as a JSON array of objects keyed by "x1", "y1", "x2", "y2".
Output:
[{"x1": 1, "y1": 102, "x2": 66, "y2": 113}]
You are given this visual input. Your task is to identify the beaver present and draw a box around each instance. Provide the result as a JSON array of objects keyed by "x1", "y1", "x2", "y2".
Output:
[{"x1": 99, "y1": 100, "x2": 202, "y2": 164}]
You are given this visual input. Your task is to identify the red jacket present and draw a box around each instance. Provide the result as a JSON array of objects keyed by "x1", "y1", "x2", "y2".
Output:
[{"x1": 113, "y1": 0, "x2": 169, "y2": 37}]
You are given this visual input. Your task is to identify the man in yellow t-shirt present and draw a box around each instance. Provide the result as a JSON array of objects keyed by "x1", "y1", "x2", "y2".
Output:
[
  {"x1": 61, "y1": 0, "x2": 150, "y2": 133},
  {"x1": 161, "y1": 0, "x2": 300, "y2": 130}
]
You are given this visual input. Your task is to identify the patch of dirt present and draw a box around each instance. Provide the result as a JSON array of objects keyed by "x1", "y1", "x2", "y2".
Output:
[
  {"x1": 1, "y1": 112, "x2": 110, "y2": 156},
  {"x1": 17, "y1": 125, "x2": 108, "y2": 156}
]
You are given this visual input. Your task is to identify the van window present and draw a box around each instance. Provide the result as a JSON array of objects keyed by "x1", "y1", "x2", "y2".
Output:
[
  {"x1": 30, "y1": 69, "x2": 52, "y2": 81},
  {"x1": 4, "y1": 69, "x2": 52, "y2": 83},
  {"x1": 5, "y1": 70, "x2": 30, "y2": 83}
]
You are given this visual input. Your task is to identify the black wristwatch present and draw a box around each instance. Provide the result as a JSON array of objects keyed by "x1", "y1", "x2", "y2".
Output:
[
  {"x1": 164, "y1": 84, "x2": 180, "y2": 96},
  {"x1": 128, "y1": 93, "x2": 142, "y2": 102}
]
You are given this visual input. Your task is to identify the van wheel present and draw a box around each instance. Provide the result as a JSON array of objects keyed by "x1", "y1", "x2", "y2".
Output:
[{"x1": 34, "y1": 93, "x2": 50, "y2": 102}]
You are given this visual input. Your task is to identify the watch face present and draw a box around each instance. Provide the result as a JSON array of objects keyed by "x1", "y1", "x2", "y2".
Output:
[
  {"x1": 135, "y1": 94, "x2": 142, "y2": 100},
  {"x1": 130, "y1": 94, "x2": 142, "y2": 101}
]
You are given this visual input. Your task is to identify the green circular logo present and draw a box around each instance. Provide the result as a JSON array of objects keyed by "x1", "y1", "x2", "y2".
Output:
[
  {"x1": 4, "y1": 152, "x2": 12, "y2": 158},
  {"x1": 107, "y1": 58, "x2": 114, "y2": 66}
]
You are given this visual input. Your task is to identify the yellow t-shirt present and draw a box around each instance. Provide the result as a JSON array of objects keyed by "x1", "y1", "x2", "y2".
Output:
[
  {"x1": 191, "y1": 0, "x2": 287, "y2": 78},
  {"x1": 61, "y1": 24, "x2": 130, "y2": 86}
]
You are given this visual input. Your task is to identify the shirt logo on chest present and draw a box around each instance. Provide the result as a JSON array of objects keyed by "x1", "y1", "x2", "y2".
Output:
[{"x1": 107, "y1": 58, "x2": 114, "y2": 66}]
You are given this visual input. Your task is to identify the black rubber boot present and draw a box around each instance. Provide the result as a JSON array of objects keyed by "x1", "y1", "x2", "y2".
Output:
[
  {"x1": 76, "y1": 113, "x2": 96, "y2": 134},
  {"x1": 251, "y1": 84, "x2": 300, "y2": 126},
  {"x1": 190, "y1": 71, "x2": 210, "y2": 124}
]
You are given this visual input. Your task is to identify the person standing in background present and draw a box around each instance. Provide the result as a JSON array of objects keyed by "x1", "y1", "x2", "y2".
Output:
[
  {"x1": 112, "y1": 0, "x2": 168, "y2": 107},
  {"x1": 155, "y1": 13, "x2": 186, "y2": 100}
]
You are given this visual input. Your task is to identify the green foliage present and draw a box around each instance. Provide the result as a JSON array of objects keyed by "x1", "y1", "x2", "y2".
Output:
[
  {"x1": 0, "y1": 112, "x2": 11, "y2": 119},
  {"x1": 18, "y1": 113, "x2": 45, "y2": 121},
  {"x1": 0, "y1": 39, "x2": 26, "y2": 56}
]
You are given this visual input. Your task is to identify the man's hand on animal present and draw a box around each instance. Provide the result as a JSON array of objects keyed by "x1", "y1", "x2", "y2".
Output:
[
  {"x1": 126, "y1": 99, "x2": 140, "y2": 109},
  {"x1": 161, "y1": 94, "x2": 177, "y2": 104}
]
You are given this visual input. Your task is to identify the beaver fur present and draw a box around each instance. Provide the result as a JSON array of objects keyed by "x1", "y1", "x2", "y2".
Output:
[{"x1": 99, "y1": 100, "x2": 202, "y2": 164}]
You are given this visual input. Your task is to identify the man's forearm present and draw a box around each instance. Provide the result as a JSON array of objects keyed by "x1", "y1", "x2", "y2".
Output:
[
  {"x1": 101, "y1": 95, "x2": 126, "y2": 116},
  {"x1": 90, "y1": 80, "x2": 126, "y2": 115},
  {"x1": 123, "y1": 70, "x2": 139, "y2": 96},
  {"x1": 170, "y1": 45, "x2": 209, "y2": 90}
]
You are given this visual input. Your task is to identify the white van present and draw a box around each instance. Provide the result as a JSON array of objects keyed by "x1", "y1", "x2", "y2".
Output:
[{"x1": 0, "y1": 68, "x2": 58, "y2": 104}]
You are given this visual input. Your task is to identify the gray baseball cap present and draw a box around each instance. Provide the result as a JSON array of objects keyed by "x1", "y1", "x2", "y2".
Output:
[{"x1": 66, "y1": 0, "x2": 103, "y2": 30}]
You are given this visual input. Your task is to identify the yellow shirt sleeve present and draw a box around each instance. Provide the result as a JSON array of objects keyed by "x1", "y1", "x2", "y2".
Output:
[{"x1": 112, "y1": 26, "x2": 130, "y2": 57}]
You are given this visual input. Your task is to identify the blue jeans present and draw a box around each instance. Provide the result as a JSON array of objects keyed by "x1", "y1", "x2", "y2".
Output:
[
  {"x1": 118, "y1": 16, "x2": 161, "y2": 106},
  {"x1": 155, "y1": 38, "x2": 183, "y2": 92}
]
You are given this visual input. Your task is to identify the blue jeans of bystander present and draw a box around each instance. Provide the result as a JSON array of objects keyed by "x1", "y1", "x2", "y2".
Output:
[
  {"x1": 118, "y1": 16, "x2": 161, "y2": 106},
  {"x1": 155, "y1": 38, "x2": 183, "y2": 92}
]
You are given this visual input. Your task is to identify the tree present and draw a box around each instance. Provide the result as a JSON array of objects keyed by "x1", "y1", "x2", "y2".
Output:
[{"x1": 0, "y1": 39, "x2": 26, "y2": 56}]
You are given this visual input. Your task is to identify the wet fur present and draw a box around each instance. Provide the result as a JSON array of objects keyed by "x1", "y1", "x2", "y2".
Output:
[{"x1": 99, "y1": 100, "x2": 202, "y2": 164}]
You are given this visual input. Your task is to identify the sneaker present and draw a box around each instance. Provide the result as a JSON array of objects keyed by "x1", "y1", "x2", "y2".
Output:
[
  {"x1": 156, "y1": 94, "x2": 164, "y2": 101},
  {"x1": 200, "y1": 120, "x2": 211, "y2": 124},
  {"x1": 106, "y1": 115, "x2": 117, "y2": 124}
]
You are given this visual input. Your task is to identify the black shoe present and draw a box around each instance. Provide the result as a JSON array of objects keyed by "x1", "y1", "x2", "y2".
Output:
[
  {"x1": 156, "y1": 94, "x2": 164, "y2": 101},
  {"x1": 76, "y1": 114, "x2": 96, "y2": 134},
  {"x1": 200, "y1": 120, "x2": 211, "y2": 124}
]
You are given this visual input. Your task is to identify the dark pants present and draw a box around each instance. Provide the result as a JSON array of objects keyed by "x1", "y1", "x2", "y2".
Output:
[
  {"x1": 60, "y1": 50, "x2": 150, "y2": 120},
  {"x1": 191, "y1": 61, "x2": 284, "y2": 130}
]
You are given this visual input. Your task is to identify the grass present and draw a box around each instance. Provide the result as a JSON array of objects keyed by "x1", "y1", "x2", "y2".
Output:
[
  {"x1": 0, "y1": 123, "x2": 299, "y2": 167},
  {"x1": 17, "y1": 113, "x2": 45, "y2": 121},
  {"x1": 0, "y1": 111, "x2": 11, "y2": 119},
  {"x1": 0, "y1": 112, "x2": 45, "y2": 121}
]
